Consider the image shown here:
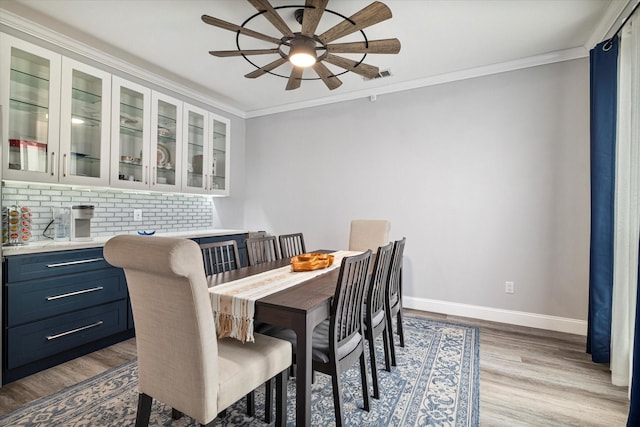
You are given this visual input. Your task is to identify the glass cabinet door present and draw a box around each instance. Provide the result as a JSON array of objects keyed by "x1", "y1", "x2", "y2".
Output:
[
  {"x1": 151, "y1": 92, "x2": 182, "y2": 191},
  {"x1": 210, "y1": 114, "x2": 230, "y2": 195},
  {"x1": 110, "y1": 76, "x2": 151, "y2": 189},
  {"x1": 59, "y1": 58, "x2": 111, "y2": 185},
  {"x1": 182, "y1": 104, "x2": 209, "y2": 194},
  {"x1": 1, "y1": 34, "x2": 61, "y2": 183}
]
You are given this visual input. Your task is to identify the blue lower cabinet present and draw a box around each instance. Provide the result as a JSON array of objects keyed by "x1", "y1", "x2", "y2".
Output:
[{"x1": 7, "y1": 300, "x2": 128, "y2": 369}]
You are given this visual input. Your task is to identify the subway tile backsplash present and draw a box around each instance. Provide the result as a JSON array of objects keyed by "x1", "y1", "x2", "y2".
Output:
[{"x1": 2, "y1": 182, "x2": 214, "y2": 242}]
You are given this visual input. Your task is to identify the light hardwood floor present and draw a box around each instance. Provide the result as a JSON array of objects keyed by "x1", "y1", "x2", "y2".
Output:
[{"x1": 0, "y1": 309, "x2": 630, "y2": 426}]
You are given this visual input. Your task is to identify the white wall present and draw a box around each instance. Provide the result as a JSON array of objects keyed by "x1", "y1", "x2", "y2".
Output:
[{"x1": 245, "y1": 58, "x2": 590, "y2": 327}]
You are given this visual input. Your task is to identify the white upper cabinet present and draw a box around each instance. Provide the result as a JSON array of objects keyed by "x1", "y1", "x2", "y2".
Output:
[
  {"x1": 209, "y1": 114, "x2": 230, "y2": 196},
  {"x1": 150, "y1": 92, "x2": 182, "y2": 192},
  {"x1": 1, "y1": 35, "x2": 111, "y2": 186},
  {"x1": 110, "y1": 76, "x2": 151, "y2": 190},
  {"x1": 181, "y1": 105, "x2": 230, "y2": 195},
  {"x1": 1, "y1": 34, "x2": 61, "y2": 183},
  {"x1": 59, "y1": 58, "x2": 111, "y2": 186},
  {"x1": 182, "y1": 103, "x2": 209, "y2": 195}
]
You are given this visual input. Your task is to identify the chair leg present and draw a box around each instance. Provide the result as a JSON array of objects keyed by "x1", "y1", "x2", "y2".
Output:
[
  {"x1": 135, "y1": 393, "x2": 152, "y2": 427},
  {"x1": 171, "y1": 408, "x2": 183, "y2": 419},
  {"x1": 359, "y1": 352, "x2": 370, "y2": 412},
  {"x1": 264, "y1": 379, "x2": 273, "y2": 423},
  {"x1": 397, "y1": 308, "x2": 405, "y2": 347},
  {"x1": 386, "y1": 311, "x2": 398, "y2": 367},
  {"x1": 246, "y1": 391, "x2": 255, "y2": 417},
  {"x1": 367, "y1": 334, "x2": 380, "y2": 399},
  {"x1": 382, "y1": 325, "x2": 392, "y2": 372},
  {"x1": 275, "y1": 370, "x2": 288, "y2": 427},
  {"x1": 331, "y1": 367, "x2": 345, "y2": 427}
]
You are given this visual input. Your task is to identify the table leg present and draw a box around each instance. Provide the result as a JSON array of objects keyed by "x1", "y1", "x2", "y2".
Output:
[{"x1": 293, "y1": 316, "x2": 315, "y2": 426}]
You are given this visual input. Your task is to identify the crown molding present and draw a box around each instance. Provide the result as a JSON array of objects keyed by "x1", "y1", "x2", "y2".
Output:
[
  {"x1": 245, "y1": 46, "x2": 588, "y2": 118},
  {"x1": 0, "y1": 8, "x2": 246, "y2": 119}
]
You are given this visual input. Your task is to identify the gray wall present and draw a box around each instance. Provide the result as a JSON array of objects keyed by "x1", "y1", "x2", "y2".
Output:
[{"x1": 244, "y1": 58, "x2": 590, "y2": 321}]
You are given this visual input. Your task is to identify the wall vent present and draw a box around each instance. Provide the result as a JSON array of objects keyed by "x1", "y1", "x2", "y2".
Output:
[{"x1": 363, "y1": 69, "x2": 392, "y2": 81}]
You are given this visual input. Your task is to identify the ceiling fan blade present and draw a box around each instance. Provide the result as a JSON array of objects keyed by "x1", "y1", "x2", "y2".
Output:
[
  {"x1": 327, "y1": 38, "x2": 401, "y2": 54},
  {"x1": 286, "y1": 66, "x2": 304, "y2": 90},
  {"x1": 248, "y1": 0, "x2": 295, "y2": 37},
  {"x1": 324, "y1": 54, "x2": 380, "y2": 79},
  {"x1": 301, "y1": 0, "x2": 329, "y2": 37},
  {"x1": 318, "y1": 1, "x2": 393, "y2": 44},
  {"x1": 312, "y1": 62, "x2": 342, "y2": 90},
  {"x1": 245, "y1": 57, "x2": 289, "y2": 78},
  {"x1": 209, "y1": 48, "x2": 280, "y2": 57},
  {"x1": 202, "y1": 14, "x2": 282, "y2": 45}
]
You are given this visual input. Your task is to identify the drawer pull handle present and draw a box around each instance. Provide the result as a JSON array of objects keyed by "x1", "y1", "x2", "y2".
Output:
[
  {"x1": 46, "y1": 321, "x2": 104, "y2": 340},
  {"x1": 46, "y1": 286, "x2": 104, "y2": 301},
  {"x1": 47, "y1": 257, "x2": 104, "y2": 268}
]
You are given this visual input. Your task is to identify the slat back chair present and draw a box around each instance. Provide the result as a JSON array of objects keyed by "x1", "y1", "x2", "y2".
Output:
[
  {"x1": 246, "y1": 235, "x2": 281, "y2": 266},
  {"x1": 269, "y1": 250, "x2": 373, "y2": 426},
  {"x1": 320, "y1": 249, "x2": 372, "y2": 426},
  {"x1": 386, "y1": 237, "x2": 407, "y2": 366},
  {"x1": 278, "y1": 233, "x2": 306, "y2": 258},
  {"x1": 103, "y1": 235, "x2": 290, "y2": 427},
  {"x1": 364, "y1": 241, "x2": 394, "y2": 399},
  {"x1": 200, "y1": 240, "x2": 241, "y2": 275}
]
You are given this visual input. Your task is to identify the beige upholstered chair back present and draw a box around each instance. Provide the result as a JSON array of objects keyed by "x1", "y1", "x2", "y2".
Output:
[
  {"x1": 104, "y1": 235, "x2": 219, "y2": 423},
  {"x1": 348, "y1": 219, "x2": 391, "y2": 252}
]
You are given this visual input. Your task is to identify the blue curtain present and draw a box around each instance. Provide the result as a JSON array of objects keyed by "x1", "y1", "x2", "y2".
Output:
[
  {"x1": 586, "y1": 36, "x2": 618, "y2": 363},
  {"x1": 629, "y1": 239, "x2": 640, "y2": 425}
]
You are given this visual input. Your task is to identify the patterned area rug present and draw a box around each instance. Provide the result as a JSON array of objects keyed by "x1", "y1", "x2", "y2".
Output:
[{"x1": 0, "y1": 316, "x2": 479, "y2": 426}]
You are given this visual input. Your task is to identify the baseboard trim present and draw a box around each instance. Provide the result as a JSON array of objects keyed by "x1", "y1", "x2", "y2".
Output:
[{"x1": 404, "y1": 296, "x2": 587, "y2": 336}]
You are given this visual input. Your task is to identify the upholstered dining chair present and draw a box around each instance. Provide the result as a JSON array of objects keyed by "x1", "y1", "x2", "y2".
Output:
[
  {"x1": 104, "y1": 235, "x2": 291, "y2": 427},
  {"x1": 272, "y1": 250, "x2": 372, "y2": 427},
  {"x1": 246, "y1": 235, "x2": 281, "y2": 265},
  {"x1": 364, "y1": 241, "x2": 394, "y2": 399},
  {"x1": 200, "y1": 239, "x2": 241, "y2": 275},
  {"x1": 278, "y1": 232, "x2": 306, "y2": 258},
  {"x1": 348, "y1": 219, "x2": 391, "y2": 252},
  {"x1": 386, "y1": 237, "x2": 407, "y2": 366}
]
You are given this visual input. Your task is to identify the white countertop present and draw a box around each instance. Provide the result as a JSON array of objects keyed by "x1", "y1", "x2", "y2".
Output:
[{"x1": 1, "y1": 229, "x2": 248, "y2": 256}]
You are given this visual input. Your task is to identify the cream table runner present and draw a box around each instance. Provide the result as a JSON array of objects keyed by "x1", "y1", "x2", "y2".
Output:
[{"x1": 208, "y1": 250, "x2": 361, "y2": 343}]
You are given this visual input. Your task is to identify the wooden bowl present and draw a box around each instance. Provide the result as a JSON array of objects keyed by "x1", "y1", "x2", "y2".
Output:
[{"x1": 291, "y1": 253, "x2": 334, "y2": 272}]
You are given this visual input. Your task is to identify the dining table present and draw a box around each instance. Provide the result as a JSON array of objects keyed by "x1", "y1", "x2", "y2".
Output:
[{"x1": 207, "y1": 252, "x2": 346, "y2": 427}]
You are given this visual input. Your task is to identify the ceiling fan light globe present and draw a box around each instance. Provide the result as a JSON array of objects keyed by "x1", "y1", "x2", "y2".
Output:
[{"x1": 290, "y1": 52, "x2": 316, "y2": 67}]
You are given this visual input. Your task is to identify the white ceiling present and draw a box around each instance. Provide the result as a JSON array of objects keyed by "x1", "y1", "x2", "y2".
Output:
[{"x1": 0, "y1": 0, "x2": 632, "y2": 117}]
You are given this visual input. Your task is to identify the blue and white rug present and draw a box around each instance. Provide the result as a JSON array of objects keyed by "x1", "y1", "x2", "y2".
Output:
[{"x1": 0, "y1": 316, "x2": 479, "y2": 426}]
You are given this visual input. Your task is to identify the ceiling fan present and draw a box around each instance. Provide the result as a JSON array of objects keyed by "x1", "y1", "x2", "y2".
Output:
[{"x1": 201, "y1": 0, "x2": 401, "y2": 91}]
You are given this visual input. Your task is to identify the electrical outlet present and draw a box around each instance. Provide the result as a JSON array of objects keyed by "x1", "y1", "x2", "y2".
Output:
[
  {"x1": 133, "y1": 209, "x2": 143, "y2": 221},
  {"x1": 505, "y1": 281, "x2": 515, "y2": 294}
]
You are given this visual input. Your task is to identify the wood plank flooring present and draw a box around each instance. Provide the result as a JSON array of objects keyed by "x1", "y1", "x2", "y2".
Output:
[{"x1": 0, "y1": 309, "x2": 630, "y2": 426}]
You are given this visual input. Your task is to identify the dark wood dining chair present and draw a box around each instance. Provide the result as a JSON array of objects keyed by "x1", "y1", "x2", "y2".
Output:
[
  {"x1": 246, "y1": 235, "x2": 281, "y2": 265},
  {"x1": 386, "y1": 237, "x2": 406, "y2": 366},
  {"x1": 364, "y1": 241, "x2": 394, "y2": 399},
  {"x1": 200, "y1": 240, "x2": 241, "y2": 275},
  {"x1": 272, "y1": 250, "x2": 372, "y2": 426},
  {"x1": 199, "y1": 239, "x2": 266, "y2": 419},
  {"x1": 278, "y1": 233, "x2": 306, "y2": 258}
]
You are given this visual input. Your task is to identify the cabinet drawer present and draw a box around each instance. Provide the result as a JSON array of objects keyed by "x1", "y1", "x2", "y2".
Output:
[
  {"x1": 6, "y1": 300, "x2": 127, "y2": 369},
  {"x1": 7, "y1": 270, "x2": 127, "y2": 326},
  {"x1": 6, "y1": 247, "x2": 111, "y2": 282}
]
